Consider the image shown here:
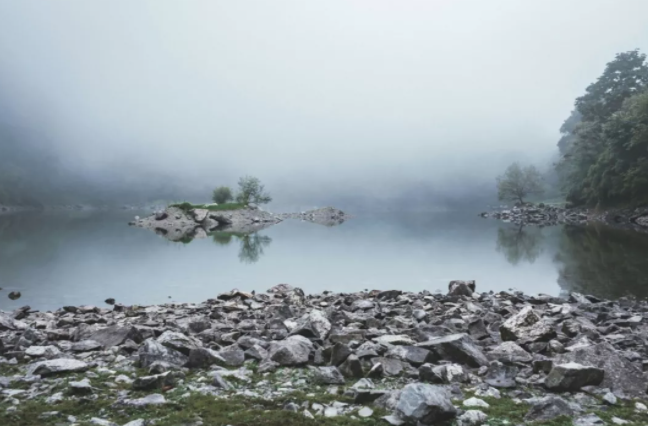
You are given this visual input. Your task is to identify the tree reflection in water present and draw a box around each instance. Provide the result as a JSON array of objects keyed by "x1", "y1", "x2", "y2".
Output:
[
  {"x1": 211, "y1": 231, "x2": 272, "y2": 264},
  {"x1": 496, "y1": 225, "x2": 544, "y2": 265},
  {"x1": 554, "y1": 224, "x2": 648, "y2": 300}
]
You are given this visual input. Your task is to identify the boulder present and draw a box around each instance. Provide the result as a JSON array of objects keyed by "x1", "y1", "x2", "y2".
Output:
[
  {"x1": 556, "y1": 342, "x2": 647, "y2": 397},
  {"x1": 386, "y1": 345, "x2": 432, "y2": 366},
  {"x1": 138, "y1": 339, "x2": 188, "y2": 368},
  {"x1": 419, "y1": 363, "x2": 467, "y2": 384},
  {"x1": 395, "y1": 383, "x2": 457, "y2": 424},
  {"x1": 133, "y1": 372, "x2": 179, "y2": 391},
  {"x1": 339, "y1": 354, "x2": 364, "y2": 378},
  {"x1": 487, "y1": 341, "x2": 533, "y2": 363},
  {"x1": 330, "y1": 342, "x2": 352, "y2": 366},
  {"x1": 500, "y1": 306, "x2": 556, "y2": 343},
  {"x1": 314, "y1": 366, "x2": 346, "y2": 385},
  {"x1": 25, "y1": 345, "x2": 61, "y2": 359},
  {"x1": 484, "y1": 361, "x2": 518, "y2": 388},
  {"x1": 373, "y1": 335, "x2": 416, "y2": 346},
  {"x1": 416, "y1": 333, "x2": 489, "y2": 367},
  {"x1": 71, "y1": 340, "x2": 103, "y2": 352},
  {"x1": 524, "y1": 396, "x2": 576, "y2": 423},
  {"x1": 545, "y1": 362, "x2": 604, "y2": 392},
  {"x1": 185, "y1": 348, "x2": 226, "y2": 369},
  {"x1": 457, "y1": 410, "x2": 488, "y2": 426},
  {"x1": 88, "y1": 326, "x2": 143, "y2": 348},
  {"x1": 268, "y1": 335, "x2": 313, "y2": 366},
  {"x1": 448, "y1": 280, "x2": 476, "y2": 297},
  {"x1": 157, "y1": 331, "x2": 202, "y2": 355},
  {"x1": 289, "y1": 310, "x2": 331, "y2": 339},
  {"x1": 218, "y1": 347, "x2": 245, "y2": 367},
  {"x1": 28, "y1": 359, "x2": 89, "y2": 377}
]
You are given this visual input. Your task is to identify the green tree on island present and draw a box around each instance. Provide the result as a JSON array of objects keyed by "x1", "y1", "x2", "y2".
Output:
[
  {"x1": 497, "y1": 162, "x2": 544, "y2": 204},
  {"x1": 212, "y1": 186, "x2": 233, "y2": 204},
  {"x1": 236, "y1": 175, "x2": 272, "y2": 205}
]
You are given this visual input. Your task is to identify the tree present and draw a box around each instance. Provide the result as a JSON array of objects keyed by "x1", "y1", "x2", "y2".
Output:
[
  {"x1": 497, "y1": 163, "x2": 544, "y2": 204},
  {"x1": 235, "y1": 176, "x2": 272, "y2": 205},
  {"x1": 212, "y1": 186, "x2": 233, "y2": 204}
]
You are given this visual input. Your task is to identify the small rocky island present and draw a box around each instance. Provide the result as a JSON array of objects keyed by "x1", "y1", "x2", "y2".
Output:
[
  {"x1": 1, "y1": 282, "x2": 648, "y2": 425},
  {"x1": 130, "y1": 205, "x2": 346, "y2": 242}
]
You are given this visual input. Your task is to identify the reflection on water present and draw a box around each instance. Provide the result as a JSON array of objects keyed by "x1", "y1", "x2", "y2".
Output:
[
  {"x1": 496, "y1": 225, "x2": 544, "y2": 265},
  {"x1": 2, "y1": 211, "x2": 648, "y2": 310},
  {"x1": 210, "y1": 231, "x2": 272, "y2": 264}
]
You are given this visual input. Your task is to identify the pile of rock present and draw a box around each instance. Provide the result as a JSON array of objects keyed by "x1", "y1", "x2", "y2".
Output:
[
  {"x1": 1, "y1": 281, "x2": 648, "y2": 425},
  {"x1": 278, "y1": 207, "x2": 346, "y2": 227}
]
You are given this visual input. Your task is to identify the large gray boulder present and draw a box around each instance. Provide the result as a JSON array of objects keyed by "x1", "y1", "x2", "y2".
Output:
[
  {"x1": 268, "y1": 335, "x2": 313, "y2": 366},
  {"x1": 138, "y1": 339, "x2": 188, "y2": 368},
  {"x1": 28, "y1": 359, "x2": 89, "y2": 377},
  {"x1": 289, "y1": 310, "x2": 331, "y2": 340},
  {"x1": 500, "y1": 306, "x2": 556, "y2": 343},
  {"x1": 545, "y1": 362, "x2": 604, "y2": 391},
  {"x1": 416, "y1": 333, "x2": 489, "y2": 367},
  {"x1": 386, "y1": 345, "x2": 432, "y2": 366},
  {"x1": 157, "y1": 331, "x2": 202, "y2": 355},
  {"x1": 395, "y1": 383, "x2": 457, "y2": 424},
  {"x1": 524, "y1": 396, "x2": 576, "y2": 422},
  {"x1": 448, "y1": 280, "x2": 476, "y2": 297},
  {"x1": 87, "y1": 326, "x2": 143, "y2": 348},
  {"x1": 185, "y1": 348, "x2": 226, "y2": 369},
  {"x1": 556, "y1": 343, "x2": 646, "y2": 397},
  {"x1": 484, "y1": 361, "x2": 518, "y2": 388},
  {"x1": 487, "y1": 341, "x2": 533, "y2": 363},
  {"x1": 313, "y1": 366, "x2": 346, "y2": 385}
]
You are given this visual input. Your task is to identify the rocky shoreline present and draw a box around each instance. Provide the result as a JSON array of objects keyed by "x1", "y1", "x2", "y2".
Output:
[
  {"x1": 481, "y1": 205, "x2": 648, "y2": 231},
  {"x1": 130, "y1": 205, "x2": 346, "y2": 242},
  {"x1": 1, "y1": 282, "x2": 648, "y2": 425}
]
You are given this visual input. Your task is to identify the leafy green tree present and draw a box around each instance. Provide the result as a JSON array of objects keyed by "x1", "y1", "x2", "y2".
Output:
[
  {"x1": 235, "y1": 176, "x2": 272, "y2": 205},
  {"x1": 556, "y1": 50, "x2": 648, "y2": 207},
  {"x1": 497, "y1": 163, "x2": 544, "y2": 204},
  {"x1": 212, "y1": 186, "x2": 233, "y2": 204}
]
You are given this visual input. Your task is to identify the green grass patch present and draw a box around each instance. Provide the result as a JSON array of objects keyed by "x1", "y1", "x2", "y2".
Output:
[{"x1": 170, "y1": 202, "x2": 246, "y2": 212}]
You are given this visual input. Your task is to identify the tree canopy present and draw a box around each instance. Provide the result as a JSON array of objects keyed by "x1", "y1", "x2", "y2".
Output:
[
  {"x1": 556, "y1": 49, "x2": 648, "y2": 207},
  {"x1": 236, "y1": 176, "x2": 272, "y2": 205},
  {"x1": 497, "y1": 163, "x2": 544, "y2": 204}
]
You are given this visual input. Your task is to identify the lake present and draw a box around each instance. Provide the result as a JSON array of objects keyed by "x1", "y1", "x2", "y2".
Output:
[{"x1": 1, "y1": 210, "x2": 648, "y2": 312}]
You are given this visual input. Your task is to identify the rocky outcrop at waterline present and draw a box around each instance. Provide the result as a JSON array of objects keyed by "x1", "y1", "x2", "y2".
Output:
[
  {"x1": 130, "y1": 205, "x2": 346, "y2": 242},
  {"x1": 2, "y1": 283, "x2": 648, "y2": 425},
  {"x1": 482, "y1": 204, "x2": 648, "y2": 231}
]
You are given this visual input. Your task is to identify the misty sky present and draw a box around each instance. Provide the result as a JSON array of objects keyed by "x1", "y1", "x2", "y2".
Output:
[{"x1": 1, "y1": 1, "x2": 648, "y2": 204}]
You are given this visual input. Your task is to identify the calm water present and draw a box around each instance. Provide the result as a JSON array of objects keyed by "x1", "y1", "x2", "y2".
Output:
[{"x1": 1, "y1": 211, "x2": 648, "y2": 311}]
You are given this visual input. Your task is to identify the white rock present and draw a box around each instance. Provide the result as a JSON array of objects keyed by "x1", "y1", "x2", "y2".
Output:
[
  {"x1": 123, "y1": 394, "x2": 166, "y2": 406},
  {"x1": 123, "y1": 420, "x2": 146, "y2": 426},
  {"x1": 324, "y1": 407, "x2": 338, "y2": 417},
  {"x1": 457, "y1": 410, "x2": 488, "y2": 426},
  {"x1": 603, "y1": 392, "x2": 617, "y2": 405},
  {"x1": 635, "y1": 402, "x2": 647, "y2": 412},
  {"x1": 25, "y1": 346, "x2": 61, "y2": 358},
  {"x1": 612, "y1": 417, "x2": 629, "y2": 425},
  {"x1": 90, "y1": 418, "x2": 118, "y2": 426},
  {"x1": 463, "y1": 397, "x2": 490, "y2": 408},
  {"x1": 358, "y1": 407, "x2": 374, "y2": 418},
  {"x1": 383, "y1": 415, "x2": 406, "y2": 426},
  {"x1": 474, "y1": 386, "x2": 501, "y2": 399}
]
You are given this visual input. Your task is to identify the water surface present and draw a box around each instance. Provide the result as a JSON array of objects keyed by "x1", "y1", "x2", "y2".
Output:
[{"x1": 1, "y1": 211, "x2": 647, "y2": 311}]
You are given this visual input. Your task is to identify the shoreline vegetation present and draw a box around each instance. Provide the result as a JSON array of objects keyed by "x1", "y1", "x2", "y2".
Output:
[{"x1": 1, "y1": 283, "x2": 648, "y2": 426}]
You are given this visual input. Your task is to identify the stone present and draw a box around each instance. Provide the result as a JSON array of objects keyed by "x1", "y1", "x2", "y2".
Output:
[
  {"x1": 244, "y1": 344, "x2": 268, "y2": 361},
  {"x1": 612, "y1": 417, "x2": 629, "y2": 425},
  {"x1": 25, "y1": 345, "x2": 61, "y2": 359},
  {"x1": 138, "y1": 339, "x2": 188, "y2": 368},
  {"x1": 500, "y1": 306, "x2": 556, "y2": 343},
  {"x1": 463, "y1": 397, "x2": 489, "y2": 408},
  {"x1": 90, "y1": 419, "x2": 118, "y2": 426},
  {"x1": 419, "y1": 363, "x2": 467, "y2": 384},
  {"x1": 88, "y1": 326, "x2": 143, "y2": 348},
  {"x1": 487, "y1": 341, "x2": 532, "y2": 363},
  {"x1": 28, "y1": 359, "x2": 89, "y2": 377},
  {"x1": 71, "y1": 340, "x2": 103, "y2": 352},
  {"x1": 122, "y1": 393, "x2": 166, "y2": 407},
  {"x1": 416, "y1": 333, "x2": 489, "y2": 367},
  {"x1": 185, "y1": 348, "x2": 226, "y2": 368},
  {"x1": 382, "y1": 415, "x2": 406, "y2": 426},
  {"x1": 448, "y1": 280, "x2": 475, "y2": 297},
  {"x1": 290, "y1": 310, "x2": 331, "y2": 339},
  {"x1": 218, "y1": 347, "x2": 245, "y2": 367},
  {"x1": 330, "y1": 342, "x2": 352, "y2": 366},
  {"x1": 104, "y1": 298, "x2": 116, "y2": 305},
  {"x1": 358, "y1": 407, "x2": 373, "y2": 417},
  {"x1": 123, "y1": 421, "x2": 147, "y2": 426},
  {"x1": 386, "y1": 345, "x2": 432, "y2": 366},
  {"x1": 574, "y1": 414, "x2": 605, "y2": 425},
  {"x1": 314, "y1": 366, "x2": 346, "y2": 385},
  {"x1": 324, "y1": 407, "x2": 338, "y2": 417},
  {"x1": 373, "y1": 335, "x2": 416, "y2": 346},
  {"x1": 133, "y1": 372, "x2": 178, "y2": 391},
  {"x1": 556, "y1": 342, "x2": 647, "y2": 397},
  {"x1": 351, "y1": 299, "x2": 375, "y2": 311},
  {"x1": 395, "y1": 383, "x2": 457, "y2": 424},
  {"x1": 457, "y1": 410, "x2": 488, "y2": 426},
  {"x1": 212, "y1": 373, "x2": 231, "y2": 390},
  {"x1": 524, "y1": 396, "x2": 576, "y2": 422},
  {"x1": 371, "y1": 357, "x2": 403, "y2": 377},
  {"x1": 545, "y1": 362, "x2": 604, "y2": 391},
  {"x1": 339, "y1": 354, "x2": 364, "y2": 378},
  {"x1": 157, "y1": 331, "x2": 202, "y2": 355},
  {"x1": 603, "y1": 392, "x2": 617, "y2": 405},
  {"x1": 467, "y1": 319, "x2": 489, "y2": 340},
  {"x1": 484, "y1": 361, "x2": 518, "y2": 388},
  {"x1": 268, "y1": 335, "x2": 313, "y2": 366},
  {"x1": 69, "y1": 378, "x2": 93, "y2": 395},
  {"x1": 0, "y1": 313, "x2": 27, "y2": 331}
]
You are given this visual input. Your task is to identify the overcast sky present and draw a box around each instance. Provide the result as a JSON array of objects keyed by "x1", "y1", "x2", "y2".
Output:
[{"x1": 1, "y1": 0, "x2": 647, "y2": 203}]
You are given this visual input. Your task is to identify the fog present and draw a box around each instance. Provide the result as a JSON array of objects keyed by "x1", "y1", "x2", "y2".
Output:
[{"x1": 1, "y1": 0, "x2": 648, "y2": 209}]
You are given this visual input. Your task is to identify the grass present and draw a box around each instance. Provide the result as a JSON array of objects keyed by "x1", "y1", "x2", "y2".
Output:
[{"x1": 170, "y1": 201, "x2": 246, "y2": 212}]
